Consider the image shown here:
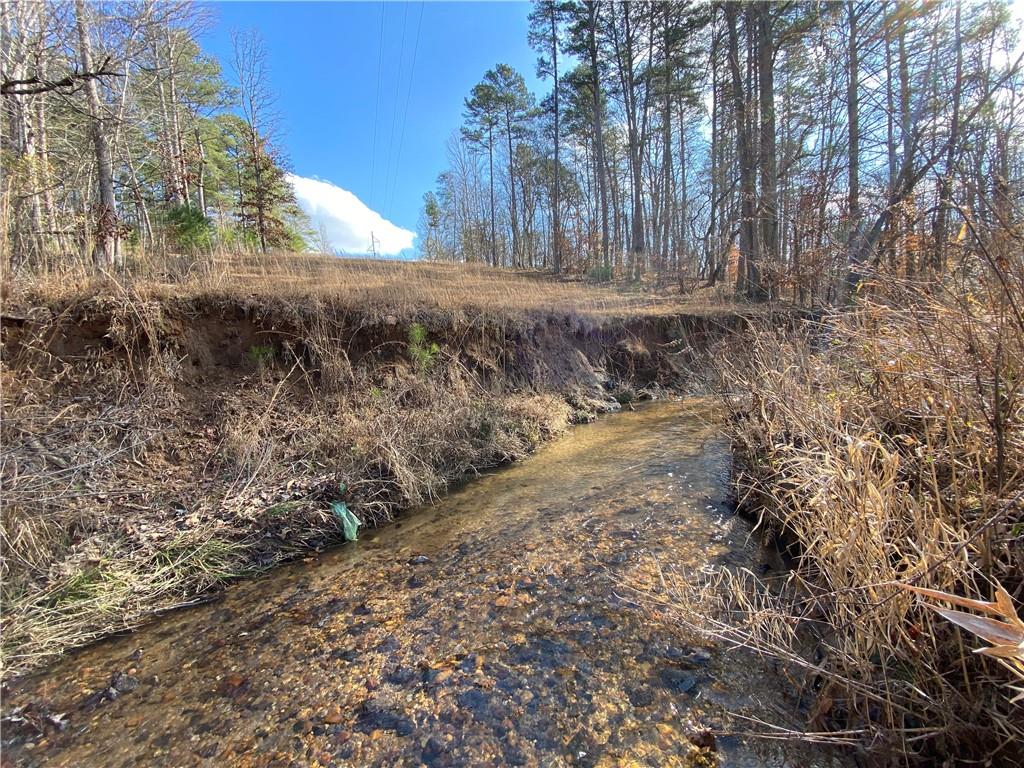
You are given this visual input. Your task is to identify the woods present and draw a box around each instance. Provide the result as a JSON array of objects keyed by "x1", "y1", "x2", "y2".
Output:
[
  {"x1": 1, "y1": 1, "x2": 308, "y2": 271},
  {"x1": 4, "y1": 0, "x2": 1020, "y2": 304},
  {"x1": 421, "y1": 1, "x2": 1023, "y2": 304}
]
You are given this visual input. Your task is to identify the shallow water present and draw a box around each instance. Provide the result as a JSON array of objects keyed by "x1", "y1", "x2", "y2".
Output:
[{"x1": 2, "y1": 400, "x2": 837, "y2": 768}]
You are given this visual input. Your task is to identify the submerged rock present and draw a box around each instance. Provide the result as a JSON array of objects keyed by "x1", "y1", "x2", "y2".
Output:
[
  {"x1": 354, "y1": 703, "x2": 415, "y2": 736},
  {"x1": 627, "y1": 686, "x2": 655, "y2": 708},
  {"x1": 658, "y1": 668, "x2": 699, "y2": 695}
]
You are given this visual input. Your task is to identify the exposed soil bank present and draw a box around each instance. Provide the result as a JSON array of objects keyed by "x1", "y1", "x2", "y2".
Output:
[{"x1": 1, "y1": 289, "x2": 745, "y2": 677}]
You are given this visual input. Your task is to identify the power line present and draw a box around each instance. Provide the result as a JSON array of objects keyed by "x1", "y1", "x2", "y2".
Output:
[
  {"x1": 381, "y1": 1, "x2": 410, "y2": 218},
  {"x1": 386, "y1": 0, "x2": 425, "y2": 220},
  {"x1": 369, "y1": 0, "x2": 385, "y2": 209}
]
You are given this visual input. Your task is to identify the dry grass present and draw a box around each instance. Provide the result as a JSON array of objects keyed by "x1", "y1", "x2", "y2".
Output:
[
  {"x1": 0, "y1": 320, "x2": 576, "y2": 676},
  {"x1": 3, "y1": 249, "x2": 739, "y2": 320},
  {"x1": 668, "y1": 258, "x2": 1024, "y2": 763}
]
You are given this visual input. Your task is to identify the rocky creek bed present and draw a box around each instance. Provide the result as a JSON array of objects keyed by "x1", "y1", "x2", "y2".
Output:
[{"x1": 1, "y1": 400, "x2": 845, "y2": 768}]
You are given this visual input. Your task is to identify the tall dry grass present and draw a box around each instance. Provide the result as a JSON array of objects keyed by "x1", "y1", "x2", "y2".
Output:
[
  {"x1": 2, "y1": 248, "x2": 737, "y2": 320},
  {"x1": 668, "y1": 250, "x2": 1024, "y2": 763}
]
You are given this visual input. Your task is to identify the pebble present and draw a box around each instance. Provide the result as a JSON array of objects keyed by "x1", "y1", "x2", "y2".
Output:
[
  {"x1": 627, "y1": 686, "x2": 655, "y2": 708},
  {"x1": 688, "y1": 728, "x2": 717, "y2": 751},
  {"x1": 422, "y1": 733, "x2": 447, "y2": 761},
  {"x1": 659, "y1": 668, "x2": 699, "y2": 695},
  {"x1": 111, "y1": 672, "x2": 139, "y2": 693},
  {"x1": 323, "y1": 709, "x2": 344, "y2": 725}
]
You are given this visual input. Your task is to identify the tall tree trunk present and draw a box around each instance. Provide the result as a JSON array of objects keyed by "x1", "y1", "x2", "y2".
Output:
[
  {"x1": 248, "y1": 128, "x2": 267, "y2": 252},
  {"x1": 75, "y1": 0, "x2": 119, "y2": 269},
  {"x1": 659, "y1": 1, "x2": 672, "y2": 284},
  {"x1": 931, "y1": 2, "x2": 962, "y2": 273},
  {"x1": 195, "y1": 127, "x2": 207, "y2": 215},
  {"x1": 883, "y1": 1, "x2": 897, "y2": 271},
  {"x1": 165, "y1": 28, "x2": 189, "y2": 205},
  {"x1": 725, "y1": 2, "x2": 759, "y2": 296},
  {"x1": 706, "y1": 23, "x2": 720, "y2": 285},
  {"x1": 678, "y1": 99, "x2": 688, "y2": 280},
  {"x1": 550, "y1": 4, "x2": 561, "y2": 274},
  {"x1": 586, "y1": 1, "x2": 610, "y2": 271},
  {"x1": 898, "y1": 18, "x2": 913, "y2": 277},
  {"x1": 611, "y1": 2, "x2": 646, "y2": 278},
  {"x1": 124, "y1": 149, "x2": 153, "y2": 248},
  {"x1": 4, "y1": 0, "x2": 43, "y2": 267},
  {"x1": 488, "y1": 123, "x2": 496, "y2": 267},
  {"x1": 845, "y1": 0, "x2": 862, "y2": 296},
  {"x1": 757, "y1": 2, "x2": 777, "y2": 295},
  {"x1": 154, "y1": 37, "x2": 184, "y2": 206},
  {"x1": 234, "y1": 150, "x2": 247, "y2": 247},
  {"x1": 661, "y1": 110, "x2": 672, "y2": 283},
  {"x1": 31, "y1": 0, "x2": 60, "y2": 261},
  {"x1": 504, "y1": 110, "x2": 520, "y2": 268},
  {"x1": 36, "y1": 84, "x2": 60, "y2": 258}
]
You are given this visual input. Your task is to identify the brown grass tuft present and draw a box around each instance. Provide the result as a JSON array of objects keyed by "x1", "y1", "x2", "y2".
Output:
[{"x1": 677, "y1": 264, "x2": 1024, "y2": 763}]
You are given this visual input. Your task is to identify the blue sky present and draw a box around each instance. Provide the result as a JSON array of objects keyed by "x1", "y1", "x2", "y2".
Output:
[{"x1": 199, "y1": 1, "x2": 544, "y2": 256}]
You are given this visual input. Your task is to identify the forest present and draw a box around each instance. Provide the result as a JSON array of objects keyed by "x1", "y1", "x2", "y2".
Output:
[
  {"x1": 421, "y1": 1, "x2": 1023, "y2": 304},
  {"x1": 2, "y1": 0, "x2": 309, "y2": 271},
  {"x1": 3, "y1": 1, "x2": 1021, "y2": 299}
]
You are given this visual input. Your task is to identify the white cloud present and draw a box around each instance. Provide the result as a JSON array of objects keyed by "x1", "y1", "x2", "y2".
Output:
[{"x1": 287, "y1": 173, "x2": 415, "y2": 256}]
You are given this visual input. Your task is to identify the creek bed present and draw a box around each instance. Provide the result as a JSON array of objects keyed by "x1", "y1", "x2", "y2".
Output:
[{"x1": 2, "y1": 400, "x2": 841, "y2": 767}]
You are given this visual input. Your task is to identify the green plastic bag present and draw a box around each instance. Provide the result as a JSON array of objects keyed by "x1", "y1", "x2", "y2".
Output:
[
  {"x1": 333, "y1": 501, "x2": 362, "y2": 544},
  {"x1": 331, "y1": 500, "x2": 360, "y2": 541}
]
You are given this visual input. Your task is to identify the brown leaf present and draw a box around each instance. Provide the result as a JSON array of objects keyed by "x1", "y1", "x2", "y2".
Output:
[
  {"x1": 902, "y1": 584, "x2": 1003, "y2": 616},
  {"x1": 930, "y1": 607, "x2": 1021, "y2": 647},
  {"x1": 975, "y1": 644, "x2": 1024, "y2": 660}
]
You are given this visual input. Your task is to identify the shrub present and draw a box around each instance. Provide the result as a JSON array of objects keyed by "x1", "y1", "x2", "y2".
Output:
[
  {"x1": 408, "y1": 323, "x2": 440, "y2": 371},
  {"x1": 164, "y1": 204, "x2": 213, "y2": 252}
]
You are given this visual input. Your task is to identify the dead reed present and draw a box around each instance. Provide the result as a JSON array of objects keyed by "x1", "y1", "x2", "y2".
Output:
[{"x1": 672, "y1": 264, "x2": 1023, "y2": 763}]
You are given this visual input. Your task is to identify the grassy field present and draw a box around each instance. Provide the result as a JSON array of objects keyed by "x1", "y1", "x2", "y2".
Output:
[{"x1": 5, "y1": 251, "x2": 740, "y2": 319}]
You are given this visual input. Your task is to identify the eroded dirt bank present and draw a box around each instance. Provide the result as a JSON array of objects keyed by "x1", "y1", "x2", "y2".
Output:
[{"x1": 1, "y1": 289, "x2": 744, "y2": 677}]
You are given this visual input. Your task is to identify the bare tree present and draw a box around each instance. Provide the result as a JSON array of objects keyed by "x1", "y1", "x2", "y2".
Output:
[
  {"x1": 75, "y1": 0, "x2": 119, "y2": 268},
  {"x1": 232, "y1": 29, "x2": 275, "y2": 252}
]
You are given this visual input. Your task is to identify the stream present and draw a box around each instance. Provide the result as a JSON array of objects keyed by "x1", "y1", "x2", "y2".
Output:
[{"x1": 2, "y1": 400, "x2": 840, "y2": 768}]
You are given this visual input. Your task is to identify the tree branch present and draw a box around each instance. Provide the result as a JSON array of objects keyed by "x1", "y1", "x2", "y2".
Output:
[{"x1": 1, "y1": 55, "x2": 121, "y2": 96}]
